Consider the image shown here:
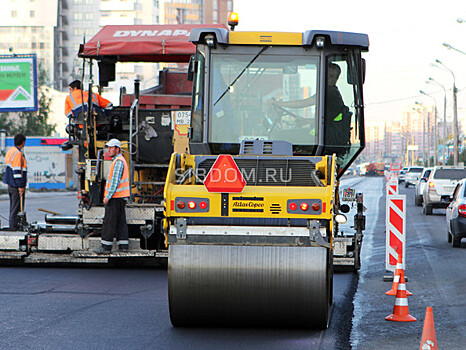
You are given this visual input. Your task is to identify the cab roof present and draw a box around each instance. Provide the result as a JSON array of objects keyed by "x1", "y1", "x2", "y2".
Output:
[{"x1": 189, "y1": 28, "x2": 369, "y2": 51}]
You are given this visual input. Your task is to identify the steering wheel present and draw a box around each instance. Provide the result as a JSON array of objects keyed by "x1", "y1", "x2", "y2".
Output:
[
  {"x1": 266, "y1": 100, "x2": 309, "y2": 134},
  {"x1": 269, "y1": 100, "x2": 302, "y2": 120}
]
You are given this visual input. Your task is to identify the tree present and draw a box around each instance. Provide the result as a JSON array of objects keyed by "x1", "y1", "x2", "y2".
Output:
[{"x1": 0, "y1": 64, "x2": 56, "y2": 136}]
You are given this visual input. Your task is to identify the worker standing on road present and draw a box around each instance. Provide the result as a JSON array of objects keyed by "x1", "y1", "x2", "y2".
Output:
[
  {"x1": 65, "y1": 80, "x2": 113, "y2": 118},
  {"x1": 94, "y1": 138, "x2": 130, "y2": 254},
  {"x1": 3, "y1": 134, "x2": 27, "y2": 230}
]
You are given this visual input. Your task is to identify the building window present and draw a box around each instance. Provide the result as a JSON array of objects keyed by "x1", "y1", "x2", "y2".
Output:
[
  {"x1": 85, "y1": 12, "x2": 93, "y2": 20},
  {"x1": 12, "y1": 10, "x2": 17, "y2": 18},
  {"x1": 213, "y1": 0, "x2": 218, "y2": 10},
  {"x1": 73, "y1": 28, "x2": 82, "y2": 36},
  {"x1": 73, "y1": 0, "x2": 82, "y2": 4},
  {"x1": 213, "y1": 11, "x2": 218, "y2": 22},
  {"x1": 85, "y1": 0, "x2": 93, "y2": 4},
  {"x1": 74, "y1": 13, "x2": 83, "y2": 20},
  {"x1": 228, "y1": 1, "x2": 232, "y2": 12},
  {"x1": 30, "y1": 11, "x2": 35, "y2": 18},
  {"x1": 39, "y1": 42, "x2": 45, "y2": 49},
  {"x1": 31, "y1": 42, "x2": 37, "y2": 49},
  {"x1": 85, "y1": 28, "x2": 94, "y2": 36}
]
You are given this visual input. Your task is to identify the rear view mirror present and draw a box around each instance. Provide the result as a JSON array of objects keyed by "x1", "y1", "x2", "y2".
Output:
[
  {"x1": 98, "y1": 61, "x2": 116, "y2": 87},
  {"x1": 187, "y1": 55, "x2": 195, "y2": 81},
  {"x1": 362, "y1": 58, "x2": 366, "y2": 84},
  {"x1": 420, "y1": 177, "x2": 428, "y2": 182},
  {"x1": 347, "y1": 58, "x2": 365, "y2": 85}
]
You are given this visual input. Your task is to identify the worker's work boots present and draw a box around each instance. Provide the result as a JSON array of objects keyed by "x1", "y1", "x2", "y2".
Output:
[{"x1": 94, "y1": 246, "x2": 112, "y2": 254}]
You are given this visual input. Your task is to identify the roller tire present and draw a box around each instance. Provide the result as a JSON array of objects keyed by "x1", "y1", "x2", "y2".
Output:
[{"x1": 168, "y1": 244, "x2": 331, "y2": 329}]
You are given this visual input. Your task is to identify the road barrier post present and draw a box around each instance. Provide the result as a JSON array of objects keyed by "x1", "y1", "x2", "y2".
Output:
[{"x1": 385, "y1": 195, "x2": 406, "y2": 273}]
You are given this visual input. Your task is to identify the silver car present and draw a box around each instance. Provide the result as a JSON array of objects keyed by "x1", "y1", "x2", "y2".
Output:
[
  {"x1": 414, "y1": 168, "x2": 432, "y2": 206},
  {"x1": 404, "y1": 166, "x2": 424, "y2": 188},
  {"x1": 446, "y1": 179, "x2": 466, "y2": 247},
  {"x1": 423, "y1": 166, "x2": 466, "y2": 215},
  {"x1": 398, "y1": 167, "x2": 408, "y2": 184}
]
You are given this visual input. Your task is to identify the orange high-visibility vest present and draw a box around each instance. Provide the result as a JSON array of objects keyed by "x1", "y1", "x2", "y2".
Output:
[
  {"x1": 104, "y1": 155, "x2": 130, "y2": 199},
  {"x1": 65, "y1": 89, "x2": 112, "y2": 118},
  {"x1": 5, "y1": 147, "x2": 27, "y2": 176}
]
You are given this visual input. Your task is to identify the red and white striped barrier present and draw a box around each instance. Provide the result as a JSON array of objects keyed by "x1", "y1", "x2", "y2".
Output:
[
  {"x1": 386, "y1": 195, "x2": 406, "y2": 272},
  {"x1": 387, "y1": 177, "x2": 399, "y2": 196}
]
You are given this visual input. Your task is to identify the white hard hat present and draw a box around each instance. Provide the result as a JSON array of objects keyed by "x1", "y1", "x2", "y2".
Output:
[{"x1": 105, "y1": 138, "x2": 121, "y2": 148}]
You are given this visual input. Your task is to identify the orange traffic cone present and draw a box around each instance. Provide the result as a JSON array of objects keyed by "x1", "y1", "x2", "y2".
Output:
[
  {"x1": 385, "y1": 268, "x2": 416, "y2": 322},
  {"x1": 386, "y1": 251, "x2": 412, "y2": 296},
  {"x1": 419, "y1": 307, "x2": 438, "y2": 350}
]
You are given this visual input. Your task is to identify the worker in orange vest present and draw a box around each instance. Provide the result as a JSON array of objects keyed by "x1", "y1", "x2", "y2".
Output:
[
  {"x1": 94, "y1": 138, "x2": 130, "y2": 254},
  {"x1": 64, "y1": 80, "x2": 113, "y2": 118},
  {"x1": 3, "y1": 134, "x2": 27, "y2": 230}
]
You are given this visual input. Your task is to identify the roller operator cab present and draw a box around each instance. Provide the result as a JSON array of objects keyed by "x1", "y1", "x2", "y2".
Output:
[{"x1": 164, "y1": 28, "x2": 368, "y2": 328}]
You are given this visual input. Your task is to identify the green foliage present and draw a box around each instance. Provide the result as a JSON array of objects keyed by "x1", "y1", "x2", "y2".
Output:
[
  {"x1": 0, "y1": 64, "x2": 56, "y2": 137},
  {"x1": 446, "y1": 149, "x2": 466, "y2": 165}
]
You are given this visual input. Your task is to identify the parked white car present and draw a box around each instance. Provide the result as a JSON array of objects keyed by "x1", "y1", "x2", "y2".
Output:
[
  {"x1": 422, "y1": 166, "x2": 466, "y2": 215},
  {"x1": 404, "y1": 166, "x2": 424, "y2": 188},
  {"x1": 414, "y1": 168, "x2": 432, "y2": 206},
  {"x1": 398, "y1": 167, "x2": 408, "y2": 184}
]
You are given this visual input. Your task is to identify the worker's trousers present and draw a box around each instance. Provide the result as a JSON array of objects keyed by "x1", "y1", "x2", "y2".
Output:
[
  {"x1": 101, "y1": 198, "x2": 129, "y2": 248},
  {"x1": 8, "y1": 186, "x2": 24, "y2": 230}
]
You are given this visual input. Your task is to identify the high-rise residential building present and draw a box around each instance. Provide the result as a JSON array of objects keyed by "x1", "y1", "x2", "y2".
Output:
[
  {"x1": 58, "y1": 0, "x2": 159, "y2": 91},
  {"x1": 2, "y1": 0, "x2": 232, "y2": 92},
  {"x1": 0, "y1": 0, "x2": 58, "y2": 85},
  {"x1": 383, "y1": 121, "x2": 403, "y2": 163},
  {"x1": 363, "y1": 122, "x2": 385, "y2": 162},
  {"x1": 160, "y1": 0, "x2": 232, "y2": 25},
  {"x1": 55, "y1": 0, "x2": 102, "y2": 90},
  {"x1": 363, "y1": 104, "x2": 440, "y2": 165}
]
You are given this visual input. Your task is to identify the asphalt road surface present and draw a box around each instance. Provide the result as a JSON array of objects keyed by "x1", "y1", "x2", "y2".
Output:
[{"x1": 0, "y1": 178, "x2": 465, "y2": 349}]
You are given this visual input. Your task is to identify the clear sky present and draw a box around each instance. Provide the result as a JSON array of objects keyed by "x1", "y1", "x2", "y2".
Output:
[{"x1": 233, "y1": 0, "x2": 466, "y2": 125}]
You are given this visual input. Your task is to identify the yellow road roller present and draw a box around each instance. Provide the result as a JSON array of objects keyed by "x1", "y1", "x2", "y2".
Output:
[{"x1": 164, "y1": 26, "x2": 369, "y2": 328}]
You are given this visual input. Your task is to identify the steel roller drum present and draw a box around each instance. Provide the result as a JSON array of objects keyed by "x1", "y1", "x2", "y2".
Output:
[{"x1": 168, "y1": 244, "x2": 332, "y2": 328}]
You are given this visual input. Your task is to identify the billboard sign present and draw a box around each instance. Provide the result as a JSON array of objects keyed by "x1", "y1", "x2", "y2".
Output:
[{"x1": 0, "y1": 54, "x2": 38, "y2": 112}]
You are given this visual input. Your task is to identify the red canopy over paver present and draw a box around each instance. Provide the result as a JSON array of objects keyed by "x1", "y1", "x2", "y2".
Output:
[{"x1": 79, "y1": 24, "x2": 227, "y2": 62}]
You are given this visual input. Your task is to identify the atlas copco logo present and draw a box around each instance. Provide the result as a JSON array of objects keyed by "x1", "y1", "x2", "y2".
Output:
[{"x1": 113, "y1": 29, "x2": 191, "y2": 38}]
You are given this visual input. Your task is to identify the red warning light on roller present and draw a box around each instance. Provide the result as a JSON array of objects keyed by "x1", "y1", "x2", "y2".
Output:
[{"x1": 204, "y1": 155, "x2": 246, "y2": 193}]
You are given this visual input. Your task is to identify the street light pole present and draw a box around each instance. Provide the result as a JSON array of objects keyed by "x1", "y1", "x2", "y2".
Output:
[
  {"x1": 427, "y1": 78, "x2": 447, "y2": 165},
  {"x1": 414, "y1": 103, "x2": 428, "y2": 166},
  {"x1": 420, "y1": 90, "x2": 439, "y2": 165},
  {"x1": 435, "y1": 59, "x2": 459, "y2": 165}
]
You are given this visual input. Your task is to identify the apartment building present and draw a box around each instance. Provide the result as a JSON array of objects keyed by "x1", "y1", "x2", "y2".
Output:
[
  {"x1": 1, "y1": 0, "x2": 233, "y2": 92},
  {"x1": 0, "y1": 0, "x2": 58, "y2": 85}
]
